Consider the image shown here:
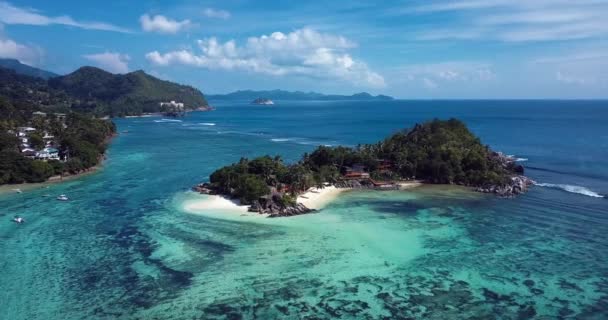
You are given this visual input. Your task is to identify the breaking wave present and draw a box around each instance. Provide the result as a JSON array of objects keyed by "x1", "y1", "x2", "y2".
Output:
[
  {"x1": 154, "y1": 119, "x2": 183, "y2": 123},
  {"x1": 535, "y1": 183, "x2": 604, "y2": 198},
  {"x1": 507, "y1": 154, "x2": 528, "y2": 162},
  {"x1": 199, "y1": 123, "x2": 216, "y2": 126}
]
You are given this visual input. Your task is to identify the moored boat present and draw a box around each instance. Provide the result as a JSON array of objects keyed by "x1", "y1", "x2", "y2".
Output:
[{"x1": 12, "y1": 216, "x2": 25, "y2": 224}]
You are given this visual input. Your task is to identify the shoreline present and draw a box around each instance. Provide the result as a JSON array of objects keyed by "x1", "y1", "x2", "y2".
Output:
[
  {"x1": 181, "y1": 193, "x2": 258, "y2": 216},
  {"x1": 297, "y1": 186, "x2": 349, "y2": 210},
  {"x1": 184, "y1": 181, "x2": 424, "y2": 217},
  {"x1": 123, "y1": 113, "x2": 161, "y2": 118},
  {"x1": 0, "y1": 133, "x2": 117, "y2": 195},
  {"x1": 0, "y1": 163, "x2": 104, "y2": 195}
]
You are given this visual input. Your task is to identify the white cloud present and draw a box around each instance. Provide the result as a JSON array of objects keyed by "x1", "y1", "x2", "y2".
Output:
[
  {"x1": 534, "y1": 51, "x2": 608, "y2": 65},
  {"x1": 556, "y1": 71, "x2": 594, "y2": 85},
  {"x1": 415, "y1": 29, "x2": 484, "y2": 41},
  {"x1": 414, "y1": 0, "x2": 509, "y2": 13},
  {"x1": 398, "y1": 61, "x2": 495, "y2": 90},
  {"x1": 146, "y1": 28, "x2": 385, "y2": 88},
  {"x1": 203, "y1": 8, "x2": 231, "y2": 19},
  {"x1": 0, "y1": 1, "x2": 130, "y2": 33},
  {"x1": 410, "y1": 0, "x2": 608, "y2": 42},
  {"x1": 83, "y1": 52, "x2": 130, "y2": 73},
  {"x1": 140, "y1": 14, "x2": 192, "y2": 34},
  {"x1": 423, "y1": 78, "x2": 438, "y2": 89},
  {"x1": 534, "y1": 48, "x2": 608, "y2": 87},
  {"x1": 0, "y1": 25, "x2": 41, "y2": 65},
  {"x1": 0, "y1": 37, "x2": 40, "y2": 65},
  {"x1": 400, "y1": 61, "x2": 495, "y2": 82}
]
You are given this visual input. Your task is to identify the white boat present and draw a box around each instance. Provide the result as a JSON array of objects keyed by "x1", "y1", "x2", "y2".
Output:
[
  {"x1": 13, "y1": 216, "x2": 25, "y2": 224},
  {"x1": 12, "y1": 188, "x2": 22, "y2": 194},
  {"x1": 57, "y1": 194, "x2": 69, "y2": 201}
]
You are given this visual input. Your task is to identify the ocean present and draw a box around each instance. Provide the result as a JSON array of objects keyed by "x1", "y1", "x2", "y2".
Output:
[{"x1": 1, "y1": 100, "x2": 607, "y2": 319}]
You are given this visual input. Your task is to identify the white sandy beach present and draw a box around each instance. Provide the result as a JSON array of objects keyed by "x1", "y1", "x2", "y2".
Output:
[
  {"x1": 182, "y1": 194, "x2": 250, "y2": 214},
  {"x1": 397, "y1": 180, "x2": 423, "y2": 189},
  {"x1": 297, "y1": 186, "x2": 349, "y2": 210},
  {"x1": 181, "y1": 186, "x2": 347, "y2": 217},
  {"x1": 181, "y1": 182, "x2": 423, "y2": 217}
]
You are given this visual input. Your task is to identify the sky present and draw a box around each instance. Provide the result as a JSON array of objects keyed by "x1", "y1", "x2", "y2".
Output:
[{"x1": 0, "y1": 0, "x2": 607, "y2": 99}]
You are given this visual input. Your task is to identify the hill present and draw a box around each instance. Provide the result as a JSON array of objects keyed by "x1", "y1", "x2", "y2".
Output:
[
  {"x1": 0, "y1": 58, "x2": 58, "y2": 79},
  {"x1": 0, "y1": 67, "x2": 73, "y2": 114},
  {"x1": 207, "y1": 90, "x2": 394, "y2": 101},
  {"x1": 0, "y1": 65, "x2": 210, "y2": 117},
  {"x1": 49, "y1": 67, "x2": 209, "y2": 116},
  {"x1": 198, "y1": 119, "x2": 532, "y2": 216}
]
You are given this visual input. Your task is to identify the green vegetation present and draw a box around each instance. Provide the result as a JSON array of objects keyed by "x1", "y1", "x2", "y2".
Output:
[
  {"x1": 0, "y1": 96, "x2": 115, "y2": 184},
  {"x1": 0, "y1": 65, "x2": 208, "y2": 117},
  {"x1": 208, "y1": 119, "x2": 516, "y2": 203},
  {"x1": 0, "y1": 67, "x2": 73, "y2": 115},
  {"x1": 49, "y1": 67, "x2": 208, "y2": 117},
  {"x1": 0, "y1": 58, "x2": 58, "y2": 79},
  {"x1": 0, "y1": 62, "x2": 209, "y2": 185}
]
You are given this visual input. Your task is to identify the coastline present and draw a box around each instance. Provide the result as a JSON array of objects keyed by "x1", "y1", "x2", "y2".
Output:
[
  {"x1": 297, "y1": 186, "x2": 349, "y2": 210},
  {"x1": 181, "y1": 193, "x2": 259, "y2": 216},
  {"x1": 184, "y1": 181, "x2": 425, "y2": 217},
  {"x1": 0, "y1": 163, "x2": 104, "y2": 195},
  {"x1": 0, "y1": 157, "x2": 106, "y2": 194},
  {"x1": 123, "y1": 113, "x2": 161, "y2": 118},
  {"x1": 0, "y1": 133, "x2": 116, "y2": 195}
]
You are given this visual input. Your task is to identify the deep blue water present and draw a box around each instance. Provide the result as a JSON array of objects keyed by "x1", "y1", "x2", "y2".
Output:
[{"x1": 1, "y1": 100, "x2": 607, "y2": 319}]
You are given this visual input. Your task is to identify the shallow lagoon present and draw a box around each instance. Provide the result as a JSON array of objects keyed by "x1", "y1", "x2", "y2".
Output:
[{"x1": 1, "y1": 100, "x2": 607, "y2": 319}]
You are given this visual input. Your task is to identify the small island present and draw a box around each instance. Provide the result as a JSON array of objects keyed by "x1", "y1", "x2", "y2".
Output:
[
  {"x1": 251, "y1": 98, "x2": 275, "y2": 105},
  {"x1": 194, "y1": 119, "x2": 533, "y2": 217}
]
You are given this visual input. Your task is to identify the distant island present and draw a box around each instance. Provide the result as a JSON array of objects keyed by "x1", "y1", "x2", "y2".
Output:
[
  {"x1": 208, "y1": 89, "x2": 394, "y2": 101},
  {"x1": 194, "y1": 119, "x2": 533, "y2": 217},
  {"x1": 251, "y1": 98, "x2": 275, "y2": 105}
]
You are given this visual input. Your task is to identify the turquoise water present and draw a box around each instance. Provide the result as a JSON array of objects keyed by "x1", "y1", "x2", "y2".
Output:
[{"x1": 1, "y1": 100, "x2": 607, "y2": 319}]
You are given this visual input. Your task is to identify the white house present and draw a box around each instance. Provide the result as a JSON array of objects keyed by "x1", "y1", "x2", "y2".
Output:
[
  {"x1": 22, "y1": 149, "x2": 37, "y2": 158},
  {"x1": 159, "y1": 101, "x2": 185, "y2": 109},
  {"x1": 36, "y1": 147, "x2": 60, "y2": 160}
]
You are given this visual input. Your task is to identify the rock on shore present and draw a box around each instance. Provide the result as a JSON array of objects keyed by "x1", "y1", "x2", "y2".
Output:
[
  {"x1": 476, "y1": 152, "x2": 535, "y2": 197},
  {"x1": 476, "y1": 175, "x2": 534, "y2": 197},
  {"x1": 249, "y1": 195, "x2": 315, "y2": 218}
]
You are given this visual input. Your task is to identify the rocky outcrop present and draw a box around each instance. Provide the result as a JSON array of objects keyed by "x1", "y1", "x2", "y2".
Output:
[
  {"x1": 335, "y1": 180, "x2": 363, "y2": 188},
  {"x1": 476, "y1": 175, "x2": 535, "y2": 197},
  {"x1": 194, "y1": 182, "x2": 314, "y2": 217},
  {"x1": 251, "y1": 98, "x2": 274, "y2": 105},
  {"x1": 192, "y1": 182, "x2": 215, "y2": 194},
  {"x1": 249, "y1": 195, "x2": 315, "y2": 218},
  {"x1": 476, "y1": 152, "x2": 535, "y2": 197},
  {"x1": 490, "y1": 152, "x2": 525, "y2": 174}
]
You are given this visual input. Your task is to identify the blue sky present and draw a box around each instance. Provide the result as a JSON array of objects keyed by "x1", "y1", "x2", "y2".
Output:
[{"x1": 1, "y1": 0, "x2": 607, "y2": 98}]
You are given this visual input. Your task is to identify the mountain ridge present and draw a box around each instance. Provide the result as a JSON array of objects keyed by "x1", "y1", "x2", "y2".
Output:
[
  {"x1": 0, "y1": 65, "x2": 209, "y2": 117},
  {"x1": 0, "y1": 58, "x2": 58, "y2": 80},
  {"x1": 207, "y1": 89, "x2": 394, "y2": 101},
  {"x1": 48, "y1": 66, "x2": 209, "y2": 116}
]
